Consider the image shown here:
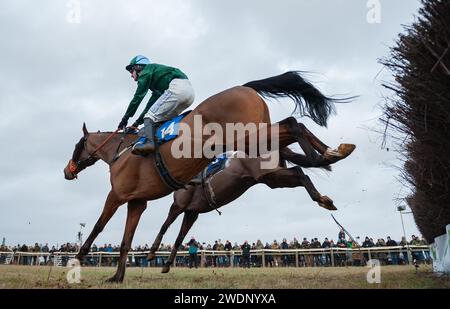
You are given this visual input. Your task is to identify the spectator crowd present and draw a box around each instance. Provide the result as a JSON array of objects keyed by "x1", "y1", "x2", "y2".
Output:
[{"x1": 0, "y1": 231, "x2": 431, "y2": 268}]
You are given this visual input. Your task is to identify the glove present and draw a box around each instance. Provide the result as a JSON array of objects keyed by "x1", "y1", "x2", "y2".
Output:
[
  {"x1": 125, "y1": 126, "x2": 138, "y2": 134},
  {"x1": 117, "y1": 117, "x2": 128, "y2": 129}
]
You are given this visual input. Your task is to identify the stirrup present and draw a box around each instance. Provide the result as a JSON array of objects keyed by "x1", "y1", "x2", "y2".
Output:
[{"x1": 131, "y1": 141, "x2": 156, "y2": 156}]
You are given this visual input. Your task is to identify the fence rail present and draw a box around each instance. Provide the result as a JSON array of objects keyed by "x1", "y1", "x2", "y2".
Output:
[{"x1": 0, "y1": 245, "x2": 430, "y2": 268}]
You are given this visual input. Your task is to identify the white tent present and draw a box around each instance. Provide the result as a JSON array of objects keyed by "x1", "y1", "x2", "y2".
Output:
[{"x1": 430, "y1": 224, "x2": 450, "y2": 273}]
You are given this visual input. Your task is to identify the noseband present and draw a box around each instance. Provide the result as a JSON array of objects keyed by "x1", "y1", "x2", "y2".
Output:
[{"x1": 69, "y1": 129, "x2": 121, "y2": 175}]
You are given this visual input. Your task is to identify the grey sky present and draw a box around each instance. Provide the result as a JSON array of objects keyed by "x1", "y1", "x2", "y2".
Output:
[{"x1": 0, "y1": 0, "x2": 423, "y2": 247}]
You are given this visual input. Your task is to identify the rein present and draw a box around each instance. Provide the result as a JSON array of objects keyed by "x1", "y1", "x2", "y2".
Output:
[
  {"x1": 69, "y1": 128, "x2": 121, "y2": 175},
  {"x1": 91, "y1": 128, "x2": 121, "y2": 157}
]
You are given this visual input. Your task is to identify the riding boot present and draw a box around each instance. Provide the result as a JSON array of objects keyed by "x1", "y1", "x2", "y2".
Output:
[{"x1": 132, "y1": 118, "x2": 156, "y2": 156}]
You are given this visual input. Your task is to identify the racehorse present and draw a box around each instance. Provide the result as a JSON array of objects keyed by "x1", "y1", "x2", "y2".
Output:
[
  {"x1": 148, "y1": 138, "x2": 355, "y2": 273},
  {"x1": 63, "y1": 71, "x2": 352, "y2": 282}
]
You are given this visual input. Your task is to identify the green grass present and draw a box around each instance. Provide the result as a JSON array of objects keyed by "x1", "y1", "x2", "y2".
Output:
[{"x1": 0, "y1": 265, "x2": 449, "y2": 289}]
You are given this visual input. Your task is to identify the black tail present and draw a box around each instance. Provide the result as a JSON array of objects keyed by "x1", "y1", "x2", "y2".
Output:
[{"x1": 243, "y1": 71, "x2": 352, "y2": 127}]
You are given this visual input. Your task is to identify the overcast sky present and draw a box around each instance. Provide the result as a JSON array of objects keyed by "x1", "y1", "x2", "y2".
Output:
[{"x1": 0, "y1": 0, "x2": 424, "y2": 248}]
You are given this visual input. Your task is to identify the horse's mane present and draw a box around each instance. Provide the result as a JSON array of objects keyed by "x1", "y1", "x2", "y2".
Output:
[{"x1": 92, "y1": 131, "x2": 138, "y2": 135}]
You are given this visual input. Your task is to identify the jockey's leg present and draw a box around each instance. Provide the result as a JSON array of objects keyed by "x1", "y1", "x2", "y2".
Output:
[
  {"x1": 132, "y1": 118, "x2": 156, "y2": 155},
  {"x1": 132, "y1": 79, "x2": 195, "y2": 156}
]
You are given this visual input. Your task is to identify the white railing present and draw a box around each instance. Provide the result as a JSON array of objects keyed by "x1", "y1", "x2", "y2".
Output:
[{"x1": 0, "y1": 245, "x2": 430, "y2": 268}]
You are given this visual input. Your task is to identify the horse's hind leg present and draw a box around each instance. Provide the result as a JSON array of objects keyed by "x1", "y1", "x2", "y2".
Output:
[
  {"x1": 301, "y1": 123, "x2": 356, "y2": 163},
  {"x1": 278, "y1": 117, "x2": 355, "y2": 166},
  {"x1": 259, "y1": 166, "x2": 336, "y2": 211},
  {"x1": 278, "y1": 117, "x2": 327, "y2": 167},
  {"x1": 148, "y1": 187, "x2": 196, "y2": 261},
  {"x1": 76, "y1": 190, "x2": 124, "y2": 262},
  {"x1": 106, "y1": 200, "x2": 147, "y2": 283},
  {"x1": 147, "y1": 202, "x2": 185, "y2": 261},
  {"x1": 162, "y1": 211, "x2": 199, "y2": 273}
]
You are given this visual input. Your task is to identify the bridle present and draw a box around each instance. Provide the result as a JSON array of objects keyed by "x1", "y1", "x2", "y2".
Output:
[{"x1": 68, "y1": 128, "x2": 121, "y2": 176}]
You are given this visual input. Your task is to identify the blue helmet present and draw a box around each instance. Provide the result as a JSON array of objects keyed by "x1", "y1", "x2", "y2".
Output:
[{"x1": 126, "y1": 55, "x2": 150, "y2": 72}]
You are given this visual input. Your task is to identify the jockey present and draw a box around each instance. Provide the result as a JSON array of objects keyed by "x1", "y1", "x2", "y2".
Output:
[{"x1": 118, "y1": 55, "x2": 195, "y2": 155}]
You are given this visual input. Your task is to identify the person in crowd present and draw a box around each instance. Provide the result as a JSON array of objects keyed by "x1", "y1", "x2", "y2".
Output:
[
  {"x1": 281, "y1": 238, "x2": 290, "y2": 267},
  {"x1": 264, "y1": 242, "x2": 274, "y2": 267},
  {"x1": 41, "y1": 243, "x2": 49, "y2": 265},
  {"x1": 301, "y1": 238, "x2": 310, "y2": 267},
  {"x1": 338, "y1": 228, "x2": 346, "y2": 241},
  {"x1": 217, "y1": 239, "x2": 225, "y2": 267},
  {"x1": 399, "y1": 237, "x2": 409, "y2": 265},
  {"x1": 375, "y1": 238, "x2": 388, "y2": 265},
  {"x1": 232, "y1": 242, "x2": 240, "y2": 267},
  {"x1": 321, "y1": 238, "x2": 331, "y2": 266},
  {"x1": 336, "y1": 237, "x2": 347, "y2": 266},
  {"x1": 420, "y1": 237, "x2": 431, "y2": 263},
  {"x1": 241, "y1": 241, "x2": 251, "y2": 268},
  {"x1": 386, "y1": 236, "x2": 399, "y2": 265},
  {"x1": 255, "y1": 240, "x2": 264, "y2": 267},
  {"x1": 270, "y1": 240, "x2": 281, "y2": 267},
  {"x1": 188, "y1": 237, "x2": 199, "y2": 269},
  {"x1": 362, "y1": 236, "x2": 374, "y2": 263},
  {"x1": 410, "y1": 235, "x2": 425, "y2": 263}
]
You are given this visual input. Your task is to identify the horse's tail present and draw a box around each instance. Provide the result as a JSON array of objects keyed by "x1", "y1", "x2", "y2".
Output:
[{"x1": 243, "y1": 71, "x2": 353, "y2": 127}]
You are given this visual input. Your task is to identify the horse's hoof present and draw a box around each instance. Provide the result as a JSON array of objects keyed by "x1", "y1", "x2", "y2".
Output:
[
  {"x1": 105, "y1": 276, "x2": 123, "y2": 283},
  {"x1": 318, "y1": 196, "x2": 337, "y2": 211},
  {"x1": 337, "y1": 144, "x2": 356, "y2": 158},
  {"x1": 324, "y1": 144, "x2": 355, "y2": 163},
  {"x1": 147, "y1": 252, "x2": 156, "y2": 261},
  {"x1": 161, "y1": 265, "x2": 171, "y2": 273}
]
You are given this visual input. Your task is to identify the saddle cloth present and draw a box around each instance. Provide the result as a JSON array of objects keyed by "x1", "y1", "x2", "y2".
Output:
[{"x1": 155, "y1": 110, "x2": 191, "y2": 145}]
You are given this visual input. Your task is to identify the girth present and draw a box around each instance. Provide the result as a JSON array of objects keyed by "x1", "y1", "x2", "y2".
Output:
[{"x1": 154, "y1": 149, "x2": 186, "y2": 191}]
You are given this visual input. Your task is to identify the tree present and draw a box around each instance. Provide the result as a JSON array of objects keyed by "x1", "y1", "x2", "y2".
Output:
[{"x1": 381, "y1": 0, "x2": 450, "y2": 242}]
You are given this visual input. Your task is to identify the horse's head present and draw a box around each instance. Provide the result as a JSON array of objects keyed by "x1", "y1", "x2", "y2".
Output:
[{"x1": 64, "y1": 123, "x2": 100, "y2": 180}]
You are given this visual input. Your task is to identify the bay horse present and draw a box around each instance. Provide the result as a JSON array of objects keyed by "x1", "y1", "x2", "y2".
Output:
[
  {"x1": 148, "y1": 139, "x2": 355, "y2": 273},
  {"x1": 64, "y1": 71, "x2": 351, "y2": 282}
]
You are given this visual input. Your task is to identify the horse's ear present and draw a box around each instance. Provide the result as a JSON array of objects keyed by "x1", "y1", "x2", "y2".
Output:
[{"x1": 82, "y1": 122, "x2": 88, "y2": 136}]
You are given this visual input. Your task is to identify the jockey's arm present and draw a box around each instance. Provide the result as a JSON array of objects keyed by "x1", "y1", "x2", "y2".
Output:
[
  {"x1": 122, "y1": 77, "x2": 150, "y2": 120},
  {"x1": 132, "y1": 90, "x2": 162, "y2": 126}
]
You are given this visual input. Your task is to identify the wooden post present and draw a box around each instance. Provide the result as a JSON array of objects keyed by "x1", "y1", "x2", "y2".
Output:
[
  {"x1": 261, "y1": 250, "x2": 266, "y2": 268},
  {"x1": 295, "y1": 251, "x2": 299, "y2": 267},
  {"x1": 200, "y1": 251, "x2": 205, "y2": 268},
  {"x1": 99, "y1": 252, "x2": 102, "y2": 267},
  {"x1": 331, "y1": 247, "x2": 335, "y2": 267},
  {"x1": 368, "y1": 248, "x2": 372, "y2": 262},
  {"x1": 231, "y1": 251, "x2": 235, "y2": 268}
]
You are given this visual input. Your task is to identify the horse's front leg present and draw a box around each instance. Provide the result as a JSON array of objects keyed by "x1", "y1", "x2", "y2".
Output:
[
  {"x1": 106, "y1": 200, "x2": 147, "y2": 283},
  {"x1": 76, "y1": 190, "x2": 124, "y2": 262},
  {"x1": 258, "y1": 166, "x2": 336, "y2": 211}
]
